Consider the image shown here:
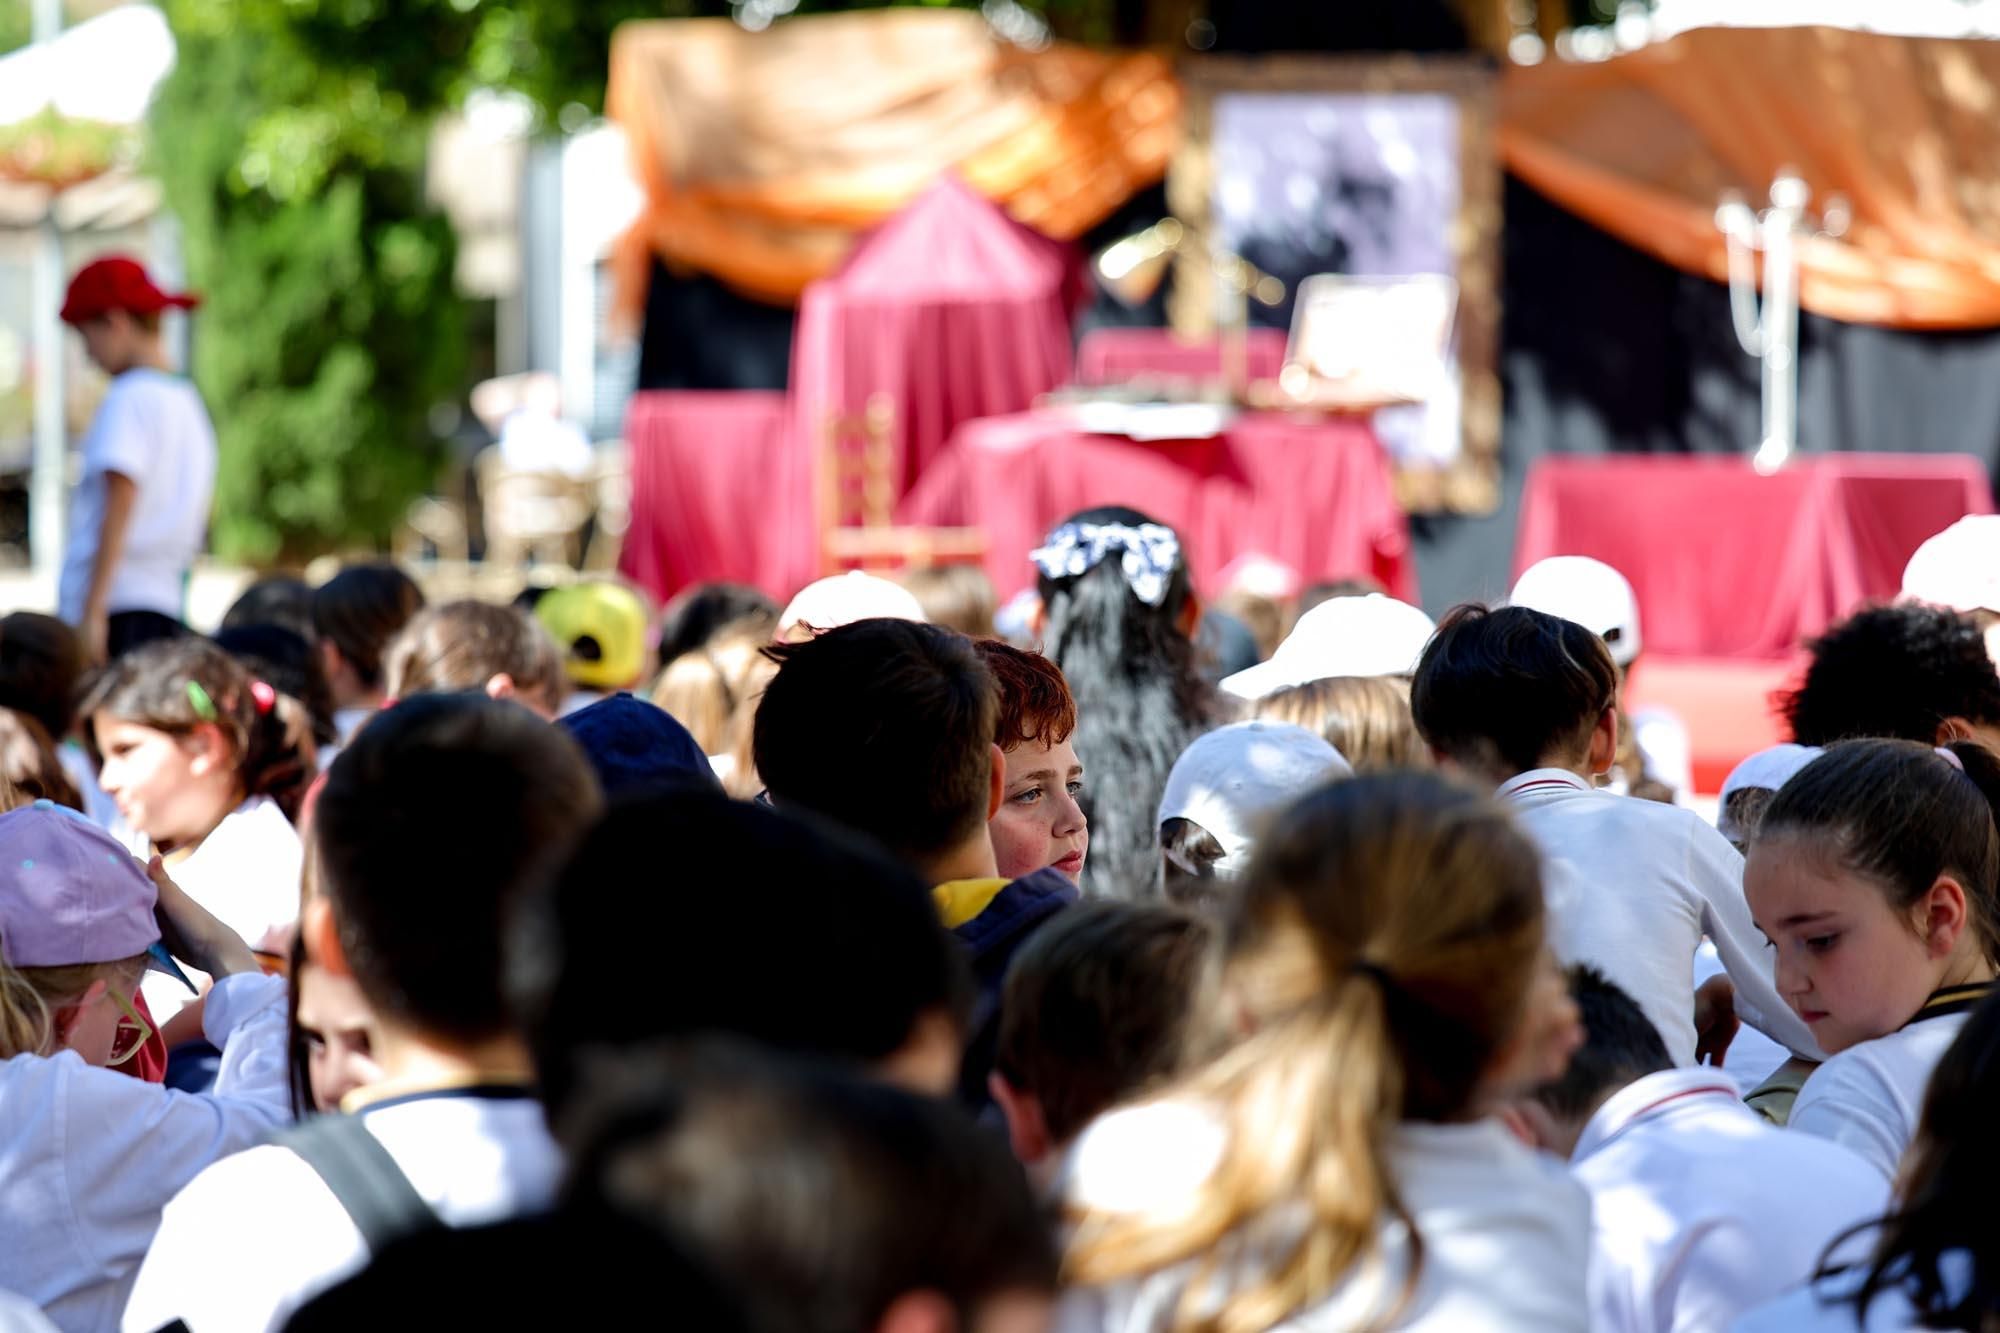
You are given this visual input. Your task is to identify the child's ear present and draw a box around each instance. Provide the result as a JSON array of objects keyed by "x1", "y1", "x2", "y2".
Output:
[
  {"x1": 989, "y1": 1072, "x2": 1054, "y2": 1166},
  {"x1": 987, "y1": 743, "x2": 1006, "y2": 821},
  {"x1": 185, "y1": 722, "x2": 233, "y2": 778},
  {"x1": 1175, "y1": 590, "x2": 1203, "y2": 642},
  {"x1": 1586, "y1": 705, "x2": 1619, "y2": 778},
  {"x1": 484, "y1": 673, "x2": 518, "y2": 702},
  {"x1": 873, "y1": 1292, "x2": 956, "y2": 1333},
  {"x1": 1924, "y1": 875, "x2": 1971, "y2": 958},
  {"x1": 50, "y1": 979, "x2": 109, "y2": 1049}
]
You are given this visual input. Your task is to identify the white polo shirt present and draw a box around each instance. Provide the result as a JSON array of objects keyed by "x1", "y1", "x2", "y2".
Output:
[
  {"x1": 1499, "y1": 769, "x2": 1821, "y2": 1068},
  {"x1": 141, "y1": 798, "x2": 303, "y2": 1024},
  {"x1": 58, "y1": 368, "x2": 217, "y2": 625},
  {"x1": 123, "y1": 1083, "x2": 561, "y2": 1333},
  {"x1": 1054, "y1": 1102, "x2": 1592, "y2": 1332},
  {"x1": 1572, "y1": 1067, "x2": 1887, "y2": 1333},
  {"x1": 1790, "y1": 1013, "x2": 1968, "y2": 1187},
  {"x1": 0, "y1": 972, "x2": 289, "y2": 1333}
]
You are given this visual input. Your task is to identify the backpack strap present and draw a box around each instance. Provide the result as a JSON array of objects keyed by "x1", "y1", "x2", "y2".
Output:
[{"x1": 276, "y1": 1115, "x2": 440, "y2": 1252}]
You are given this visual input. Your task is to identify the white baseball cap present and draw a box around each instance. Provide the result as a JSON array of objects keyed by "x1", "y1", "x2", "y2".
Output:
[
  {"x1": 777, "y1": 572, "x2": 927, "y2": 639},
  {"x1": 1716, "y1": 743, "x2": 1824, "y2": 843},
  {"x1": 1157, "y1": 721, "x2": 1353, "y2": 877},
  {"x1": 1902, "y1": 516, "x2": 2000, "y2": 616},
  {"x1": 1219, "y1": 594, "x2": 1437, "y2": 701},
  {"x1": 1510, "y1": 556, "x2": 1643, "y2": 668}
]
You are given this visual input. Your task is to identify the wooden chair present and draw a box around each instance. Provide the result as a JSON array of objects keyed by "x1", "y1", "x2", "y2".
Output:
[
  {"x1": 476, "y1": 445, "x2": 596, "y2": 571},
  {"x1": 819, "y1": 395, "x2": 985, "y2": 574}
]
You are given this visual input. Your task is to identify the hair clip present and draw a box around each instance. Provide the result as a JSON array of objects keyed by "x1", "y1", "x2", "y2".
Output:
[
  {"x1": 185, "y1": 681, "x2": 218, "y2": 722},
  {"x1": 1030, "y1": 521, "x2": 1182, "y2": 608},
  {"x1": 249, "y1": 680, "x2": 276, "y2": 715}
]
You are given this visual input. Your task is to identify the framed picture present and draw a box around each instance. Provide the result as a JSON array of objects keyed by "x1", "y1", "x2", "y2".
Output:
[{"x1": 1169, "y1": 55, "x2": 1501, "y2": 512}]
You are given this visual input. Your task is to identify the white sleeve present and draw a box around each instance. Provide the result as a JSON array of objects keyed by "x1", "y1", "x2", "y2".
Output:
[
  {"x1": 61, "y1": 973, "x2": 292, "y2": 1288},
  {"x1": 1686, "y1": 819, "x2": 1824, "y2": 1060},
  {"x1": 1666, "y1": 1217, "x2": 1784, "y2": 1333},
  {"x1": 1789, "y1": 1061, "x2": 1903, "y2": 1189},
  {"x1": 81, "y1": 379, "x2": 154, "y2": 482}
]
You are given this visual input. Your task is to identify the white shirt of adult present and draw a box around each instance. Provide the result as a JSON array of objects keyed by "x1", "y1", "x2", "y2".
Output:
[
  {"x1": 1498, "y1": 769, "x2": 1821, "y2": 1068},
  {"x1": 58, "y1": 367, "x2": 218, "y2": 625},
  {"x1": 1053, "y1": 1101, "x2": 1593, "y2": 1333},
  {"x1": 0, "y1": 973, "x2": 289, "y2": 1333},
  {"x1": 123, "y1": 1084, "x2": 562, "y2": 1333},
  {"x1": 1572, "y1": 1066, "x2": 1887, "y2": 1333},
  {"x1": 139, "y1": 797, "x2": 303, "y2": 1024},
  {"x1": 1789, "y1": 1012, "x2": 1968, "y2": 1187}
]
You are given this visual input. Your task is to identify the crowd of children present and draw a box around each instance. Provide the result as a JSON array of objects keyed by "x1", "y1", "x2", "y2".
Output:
[{"x1": 7, "y1": 484, "x2": 2000, "y2": 1333}]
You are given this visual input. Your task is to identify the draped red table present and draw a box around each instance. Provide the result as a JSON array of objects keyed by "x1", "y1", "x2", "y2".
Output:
[
  {"x1": 1074, "y1": 328, "x2": 1289, "y2": 385},
  {"x1": 618, "y1": 390, "x2": 798, "y2": 603},
  {"x1": 1515, "y1": 453, "x2": 1994, "y2": 660},
  {"x1": 900, "y1": 409, "x2": 1415, "y2": 603}
]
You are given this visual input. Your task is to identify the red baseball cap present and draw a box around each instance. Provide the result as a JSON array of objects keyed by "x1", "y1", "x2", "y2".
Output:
[{"x1": 60, "y1": 255, "x2": 199, "y2": 326}]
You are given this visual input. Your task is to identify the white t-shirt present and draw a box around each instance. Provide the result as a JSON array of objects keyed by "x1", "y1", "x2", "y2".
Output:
[
  {"x1": 123, "y1": 1087, "x2": 561, "y2": 1333},
  {"x1": 141, "y1": 798, "x2": 302, "y2": 1024},
  {"x1": 1053, "y1": 1102, "x2": 1593, "y2": 1332},
  {"x1": 0, "y1": 973, "x2": 289, "y2": 1333},
  {"x1": 1733, "y1": 1253, "x2": 1972, "y2": 1333},
  {"x1": 1499, "y1": 769, "x2": 1821, "y2": 1069},
  {"x1": 1572, "y1": 1067, "x2": 1887, "y2": 1333},
  {"x1": 1790, "y1": 1014, "x2": 1967, "y2": 1186},
  {"x1": 58, "y1": 368, "x2": 218, "y2": 625},
  {"x1": 0, "y1": 1293, "x2": 56, "y2": 1333}
]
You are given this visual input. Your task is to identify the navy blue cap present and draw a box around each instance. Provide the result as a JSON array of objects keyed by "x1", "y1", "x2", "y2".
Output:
[{"x1": 557, "y1": 694, "x2": 718, "y2": 798}]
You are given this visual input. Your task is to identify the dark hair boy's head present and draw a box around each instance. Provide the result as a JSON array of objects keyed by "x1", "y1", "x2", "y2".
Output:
[
  {"x1": 1757, "y1": 738, "x2": 2000, "y2": 969},
  {"x1": 1533, "y1": 966, "x2": 1672, "y2": 1123},
  {"x1": 556, "y1": 693, "x2": 716, "y2": 798},
  {"x1": 285, "y1": 1207, "x2": 750, "y2": 1333},
  {"x1": 975, "y1": 639, "x2": 1076, "y2": 751},
  {"x1": 312, "y1": 563, "x2": 427, "y2": 691},
  {"x1": 657, "y1": 582, "x2": 779, "y2": 667},
  {"x1": 1784, "y1": 604, "x2": 2000, "y2": 746},
  {"x1": 515, "y1": 787, "x2": 971, "y2": 1118},
  {"x1": 211, "y1": 624, "x2": 338, "y2": 748},
  {"x1": 1410, "y1": 604, "x2": 1618, "y2": 774},
  {"x1": 316, "y1": 692, "x2": 602, "y2": 1045},
  {"x1": 996, "y1": 901, "x2": 1210, "y2": 1143},
  {"x1": 752, "y1": 618, "x2": 997, "y2": 867},
  {"x1": 560, "y1": 1041, "x2": 1057, "y2": 1333},
  {"x1": 220, "y1": 575, "x2": 316, "y2": 641},
  {"x1": 0, "y1": 612, "x2": 86, "y2": 740}
]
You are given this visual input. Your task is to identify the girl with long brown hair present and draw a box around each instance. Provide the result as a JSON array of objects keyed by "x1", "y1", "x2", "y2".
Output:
[{"x1": 1057, "y1": 771, "x2": 1590, "y2": 1333}]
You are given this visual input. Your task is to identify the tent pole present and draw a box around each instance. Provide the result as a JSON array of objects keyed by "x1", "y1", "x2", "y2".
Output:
[{"x1": 30, "y1": 0, "x2": 66, "y2": 597}]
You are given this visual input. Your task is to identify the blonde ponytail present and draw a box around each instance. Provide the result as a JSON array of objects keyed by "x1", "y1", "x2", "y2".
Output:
[
  {"x1": 0, "y1": 954, "x2": 52, "y2": 1059},
  {"x1": 1064, "y1": 773, "x2": 1546, "y2": 1333}
]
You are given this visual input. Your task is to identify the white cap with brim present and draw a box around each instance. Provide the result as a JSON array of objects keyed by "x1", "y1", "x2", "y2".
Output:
[
  {"x1": 1219, "y1": 594, "x2": 1437, "y2": 701},
  {"x1": 1716, "y1": 743, "x2": 1824, "y2": 843},
  {"x1": 1157, "y1": 721, "x2": 1353, "y2": 877},
  {"x1": 1902, "y1": 515, "x2": 2000, "y2": 616},
  {"x1": 1510, "y1": 556, "x2": 1643, "y2": 668},
  {"x1": 778, "y1": 572, "x2": 927, "y2": 638}
]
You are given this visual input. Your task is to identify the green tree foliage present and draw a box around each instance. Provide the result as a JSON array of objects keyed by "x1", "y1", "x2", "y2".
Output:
[{"x1": 149, "y1": 5, "x2": 463, "y2": 563}]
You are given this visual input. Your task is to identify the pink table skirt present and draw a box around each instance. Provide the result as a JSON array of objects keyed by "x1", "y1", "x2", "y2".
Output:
[
  {"x1": 620, "y1": 390, "x2": 809, "y2": 603},
  {"x1": 1075, "y1": 327, "x2": 1289, "y2": 385},
  {"x1": 900, "y1": 409, "x2": 1415, "y2": 603},
  {"x1": 1515, "y1": 453, "x2": 1994, "y2": 660}
]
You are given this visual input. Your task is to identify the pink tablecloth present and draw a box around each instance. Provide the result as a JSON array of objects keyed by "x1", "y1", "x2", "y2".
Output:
[
  {"x1": 1515, "y1": 453, "x2": 1995, "y2": 660},
  {"x1": 619, "y1": 390, "x2": 800, "y2": 602},
  {"x1": 901, "y1": 410, "x2": 1414, "y2": 603},
  {"x1": 1075, "y1": 327, "x2": 1289, "y2": 385}
]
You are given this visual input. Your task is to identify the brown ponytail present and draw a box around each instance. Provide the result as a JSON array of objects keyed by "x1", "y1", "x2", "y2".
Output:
[{"x1": 1065, "y1": 772, "x2": 1547, "y2": 1333}]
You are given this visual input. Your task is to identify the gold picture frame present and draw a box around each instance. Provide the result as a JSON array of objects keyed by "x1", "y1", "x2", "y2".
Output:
[{"x1": 1170, "y1": 54, "x2": 1502, "y2": 513}]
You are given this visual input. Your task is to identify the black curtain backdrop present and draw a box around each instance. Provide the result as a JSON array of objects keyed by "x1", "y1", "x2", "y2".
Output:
[{"x1": 634, "y1": 174, "x2": 2000, "y2": 612}]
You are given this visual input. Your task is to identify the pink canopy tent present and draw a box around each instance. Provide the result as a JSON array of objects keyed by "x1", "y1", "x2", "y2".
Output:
[{"x1": 788, "y1": 173, "x2": 1080, "y2": 507}]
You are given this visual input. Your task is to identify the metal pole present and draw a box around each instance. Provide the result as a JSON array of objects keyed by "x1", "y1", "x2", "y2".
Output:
[
  {"x1": 1754, "y1": 176, "x2": 1808, "y2": 474},
  {"x1": 29, "y1": 0, "x2": 66, "y2": 589}
]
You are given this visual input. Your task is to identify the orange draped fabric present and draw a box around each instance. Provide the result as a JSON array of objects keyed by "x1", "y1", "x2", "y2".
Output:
[
  {"x1": 1500, "y1": 25, "x2": 2000, "y2": 330},
  {"x1": 604, "y1": 10, "x2": 1179, "y2": 316}
]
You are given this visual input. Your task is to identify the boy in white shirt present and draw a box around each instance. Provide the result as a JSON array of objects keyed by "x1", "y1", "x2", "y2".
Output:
[
  {"x1": 57, "y1": 256, "x2": 217, "y2": 664},
  {"x1": 1512, "y1": 967, "x2": 1884, "y2": 1333},
  {"x1": 122, "y1": 695, "x2": 604, "y2": 1333},
  {"x1": 1410, "y1": 604, "x2": 1821, "y2": 1070}
]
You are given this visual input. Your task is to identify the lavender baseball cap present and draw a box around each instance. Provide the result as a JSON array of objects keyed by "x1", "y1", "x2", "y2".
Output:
[{"x1": 0, "y1": 801, "x2": 191, "y2": 986}]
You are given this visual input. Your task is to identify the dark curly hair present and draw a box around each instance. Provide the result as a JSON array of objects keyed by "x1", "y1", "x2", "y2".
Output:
[{"x1": 1783, "y1": 604, "x2": 2000, "y2": 746}]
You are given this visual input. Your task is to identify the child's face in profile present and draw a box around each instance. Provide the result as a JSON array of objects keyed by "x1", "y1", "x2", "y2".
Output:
[
  {"x1": 297, "y1": 962, "x2": 384, "y2": 1112},
  {"x1": 989, "y1": 737, "x2": 1087, "y2": 884},
  {"x1": 92, "y1": 713, "x2": 233, "y2": 849},
  {"x1": 1746, "y1": 835, "x2": 1947, "y2": 1053}
]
